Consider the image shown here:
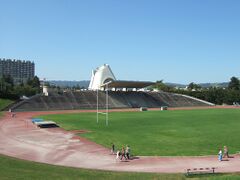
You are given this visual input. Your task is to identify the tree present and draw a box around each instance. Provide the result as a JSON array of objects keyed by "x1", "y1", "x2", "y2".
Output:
[
  {"x1": 151, "y1": 80, "x2": 173, "y2": 91},
  {"x1": 27, "y1": 76, "x2": 40, "y2": 88},
  {"x1": 228, "y1": 76, "x2": 240, "y2": 90},
  {"x1": 187, "y1": 82, "x2": 201, "y2": 91},
  {"x1": 0, "y1": 75, "x2": 41, "y2": 99},
  {"x1": 0, "y1": 75, "x2": 14, "y2": 93},
  {"x1": 26, "y1": 76, "x2": 41, "y2": 94}
]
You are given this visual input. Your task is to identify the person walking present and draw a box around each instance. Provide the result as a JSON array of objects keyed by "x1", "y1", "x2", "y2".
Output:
[
  {"x1": 120, "y1": 146, "x2": 127, "y2": 160},
  {"x1": 116, "y1": 150, "x2": 121, "y2": 161},
  {"x1": 218, "y1": 148, "x2": 223, "y2": 161},
  {"x1": 111, "y1": 143, "x2": 115, "y2": 154},
  {"x1": 126, "y1": 145, "x2": 131, "y2": 160},
  {"x1": 223, "y1": 146, "x2": 229, "y2": 158}
]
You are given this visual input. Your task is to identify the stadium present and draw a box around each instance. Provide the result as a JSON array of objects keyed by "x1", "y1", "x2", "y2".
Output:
[
  {"x1": 10, "y1": 64, "x2": 214, "y2": 112},
  {"x1": 1, "y1": 64, "x2": 240, "y2": 179}
]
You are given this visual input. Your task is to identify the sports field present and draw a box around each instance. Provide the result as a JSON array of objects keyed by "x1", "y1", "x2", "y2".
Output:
[{"x1": 39, "y1": 108, "x2": 240, "y2": 156}]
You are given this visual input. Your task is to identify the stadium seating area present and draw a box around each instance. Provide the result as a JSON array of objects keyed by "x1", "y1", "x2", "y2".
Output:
[{"x1": 11, "y1": 91, "x2": 214, "y2": 111}]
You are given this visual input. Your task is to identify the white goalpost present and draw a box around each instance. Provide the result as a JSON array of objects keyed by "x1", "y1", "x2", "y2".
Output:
[{"x1": 96, "y1": 83, "x2": 109, "y2": 126}]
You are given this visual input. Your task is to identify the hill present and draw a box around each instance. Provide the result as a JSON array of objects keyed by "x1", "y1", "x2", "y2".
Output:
[{"x1": 166, "y1": 82, "x2": 229, "y2": 88}]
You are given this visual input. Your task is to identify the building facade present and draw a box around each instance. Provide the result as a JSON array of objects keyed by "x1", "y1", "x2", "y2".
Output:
[{"x1": 0, "y1": 58, "x2": 35, "y2": 84}]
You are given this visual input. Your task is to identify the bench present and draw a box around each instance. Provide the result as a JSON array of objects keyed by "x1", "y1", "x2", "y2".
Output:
[
  {"x1": 140, "y1": 107, "x2": 148, "y2": 111},
  {"x1": 185, "y1": 167, "x2": 216, "y2": 176},
  {"x1": 160, "y1": 106, "x2": 168, "y2": 111}
]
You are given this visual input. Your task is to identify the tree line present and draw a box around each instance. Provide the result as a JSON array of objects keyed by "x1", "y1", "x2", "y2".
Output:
[
  {"x1": 1, "y1": 74, "x2": 240, "y2": 105},
  {"x1": 151, "y1": 77, "x2": 240, "y2": 105},
  {"x1": 0, "y1": 75, "x2": 41, "y2": 99}
]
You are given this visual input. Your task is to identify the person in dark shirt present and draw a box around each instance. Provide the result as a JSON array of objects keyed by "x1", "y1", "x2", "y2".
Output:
[
  {"x1": 126, "y1": 145, "x2": 131, "y2": 160},
  {"x1": 111, "y1": 143, "x2": 115, "y2": 154}
]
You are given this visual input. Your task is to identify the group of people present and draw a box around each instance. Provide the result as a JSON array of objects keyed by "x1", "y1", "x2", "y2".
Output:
[
  {"x1": 111, "y1": 143, "x2": 131, "y2": 161},
  {"x1": 113, "y1": 143, "x2": 231, "y2": 162},
  {"x1": 218, "y1": 146, "x2": 230, "y2": 161}
]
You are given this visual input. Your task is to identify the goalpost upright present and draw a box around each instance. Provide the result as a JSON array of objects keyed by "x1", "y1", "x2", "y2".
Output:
[{"x1": 96, "y1": 83, "x2": 109, "y2": 126}]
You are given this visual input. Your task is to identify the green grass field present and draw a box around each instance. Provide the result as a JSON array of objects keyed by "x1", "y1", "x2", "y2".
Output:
[
  {"x1": 1, "y1": 154, "x2": 240, "y2": 180},
  {"x1": 2, "y1": 109, "x2": 240, "y2": 179},
  {"x1": 39, "y1": 109, "x2": 240, "y2": 156},
  {"x1": 0, "y1": 98, "x2": 13, "y2": 111}
]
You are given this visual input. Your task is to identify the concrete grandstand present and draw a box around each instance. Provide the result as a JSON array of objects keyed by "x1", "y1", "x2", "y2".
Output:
[{"x1": 10, "y1": 64, "x2": 214, "y2": 111}]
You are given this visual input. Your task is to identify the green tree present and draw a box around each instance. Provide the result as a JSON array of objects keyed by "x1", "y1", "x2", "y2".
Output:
[
  {"x1": 151, "y1": 80, "x2": 173, "y2": 91},
  {"x1": 27, "y1": 76, "x2": 40, "y2": 88},
  {"x1": 187, "y1": 82, "x2": 201, "y2": 91},
  {"x1": 0, "y1": 75, "x2": 14, "y2": 93},
  {"x1": 1, "y1": 75, "x2": 41, "y2": 99},
  {"x1": 228, "y1": 76, "x2": 240, "y2": 90}
]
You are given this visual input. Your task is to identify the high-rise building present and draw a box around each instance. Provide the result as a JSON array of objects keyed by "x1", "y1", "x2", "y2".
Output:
[{"x1": 0, "y1": 58, "x2": 35, "y2": 84}]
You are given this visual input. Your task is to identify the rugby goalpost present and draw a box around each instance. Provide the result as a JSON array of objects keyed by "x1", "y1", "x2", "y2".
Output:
[{"x1": 96, "y1": 83, "x2": 109, "y2": 126}]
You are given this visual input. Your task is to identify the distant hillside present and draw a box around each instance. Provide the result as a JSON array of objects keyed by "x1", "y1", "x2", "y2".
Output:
[
  {"x1": 165, "y1": 83, "x2": 186, "y2": 88},
  {"x1": 48, "y1": 80, "x2": 228, "y2": 89},
  {"x1": 199, "y1": 82, "x2": 228, "y2": 88},
  {"x1": 166, "y1": 82, "x2": 229, "y2": 88},
  {"x1": 48, "y1": 80, "x2": 90, "y2": 88}
]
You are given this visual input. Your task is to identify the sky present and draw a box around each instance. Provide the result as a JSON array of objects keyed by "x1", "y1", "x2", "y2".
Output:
[{"x1": 1, "y1": 0, "x2": 240, "y2": 84}]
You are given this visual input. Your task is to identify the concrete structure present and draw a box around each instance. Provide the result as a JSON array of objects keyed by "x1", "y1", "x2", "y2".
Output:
[
  {"x1": 42, "y1": 85, "x2": 51, "y2": 96},
  {"x1": 0, "y1": 58, "x2": 35, "y2": 84},
  {"x1": 89, "y1": 64, "x2": 116, "y2": 90},
  {"x1": 10, "y1": 90, "x2": 215, "y2": 112},
  {"x1": 88, "y1": 64, "x2": 154, "y2": 91}
]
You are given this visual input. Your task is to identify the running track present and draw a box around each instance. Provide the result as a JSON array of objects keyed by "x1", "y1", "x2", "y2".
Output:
[{"x1": 1, "y1": 107, "x2": 240, "y2": 173}]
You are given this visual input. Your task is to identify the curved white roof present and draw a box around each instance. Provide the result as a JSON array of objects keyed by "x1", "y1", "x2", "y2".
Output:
[{"x1": 88, "y1": 64, "x2": 116, "y2": 90}]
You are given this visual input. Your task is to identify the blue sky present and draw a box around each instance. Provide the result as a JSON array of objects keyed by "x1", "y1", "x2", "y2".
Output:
[{"x1": 1, "y1": 0, "x2": 240, "y2": 84}]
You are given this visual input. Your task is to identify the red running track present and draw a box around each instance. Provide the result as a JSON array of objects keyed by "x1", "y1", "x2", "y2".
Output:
[{"x1": 1, "y1": 107, "x2": 240, "y2": 173}]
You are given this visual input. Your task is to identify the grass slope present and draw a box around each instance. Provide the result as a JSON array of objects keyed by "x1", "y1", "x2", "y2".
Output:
[
  {"x1": 0, "y1": 98, "x2": 13, "y2": 111},
  {"x1": 0, "y1": 154, "x2": 240, "y2": 180},
  {"x1": 39, "y1": 109, "x2": 240, "y2": 156}
]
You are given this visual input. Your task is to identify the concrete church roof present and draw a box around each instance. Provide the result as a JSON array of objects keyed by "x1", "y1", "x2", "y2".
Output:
[
  {"x1": 101, "y1": 80, "x2": 154, "y2": 89},
  {"x1": 88, "y1": 64, "x2": 154, "y2": 90}
]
